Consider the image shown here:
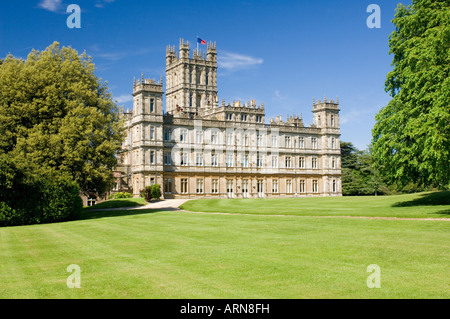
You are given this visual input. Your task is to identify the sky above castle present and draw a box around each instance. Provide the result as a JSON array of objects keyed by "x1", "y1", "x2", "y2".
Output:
[{"x1": 0, "y1": 0, "x2": 409, "y2": 150}]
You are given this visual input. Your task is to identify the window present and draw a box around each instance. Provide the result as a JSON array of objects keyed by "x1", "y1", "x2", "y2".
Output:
[
  {"x1": 164, "y1": 179, "x2": 172, "y2": 194},
  {"x1": 257, "y1": 134, "x2": 263, "y2": 147},
  {"x1": 257, "y1": 155, "x2": 264, "y2": 168},
  {"x1": 196, "y1": 152, "x2": 203, "y2": 166},
  {"x1": 312, "y1": 157, "x2": 318, "y2": 169},
  {"x1": 299, "y1": 137, "x2": 304, "y2": 149},
  {"x1": 211, "y1": 179, "x2": 219, "y2": 194},
  {"x1": 181, "y1": 179, "x2": 188, "y2": 194},
  {"x1": 196, "y1": 179, "x2": 204, "y2": 194},
  {"x1": 313, "y1": 180, "x2": 319, "y2": 193},
  {"x1": 164, "y1": 152, "x2": 172, "y2": 165},
  {"x1": 243, "y1": 134, "x2": 249, "y2": 146},
  {"x1": 286, "y1": 180, "x2": 292, "y2": 193},
  {"x1": 226, "y1": 179, "x2": 233, "y2": 196},
  {"x1": 150, "y1": 99, "x2": 154, "y2": 113},
  {"x1": 226, "y1": 132, "x2": 233, "y2": 145},
  {"x1": 331, "y1": 115, "x2": 335, "y2": 127},
  {"x1": 241, "y1": 114, "x2": 247, "y2": 122},
  {"x1": 226, "y1": 113, "x2": 232, "y2": 121},
  {"x1": 87, "y1": 197, "x2": 96, "y2": 207},
  {"x1": 272, "y1": 180, "x2": 279, "y2": 193},
  {"x1": 331, "y1": 137, "x2": 335, "y2": 149},
  {"x1": 211, "y1": 131, "x2": 218, "y2": 144},
  {"x1": 299, "y1": 157, "x2": 305, "y2": 169},
  {"x1": 272, "y1": 135, "x2": 278, "y2": 147},
  {"x1": 272, "y1": 155, "x2": 278, "y2": 168},
  {"x1": 299, "y1": 180, "x2": 306, "y2": 193},
  {"x1": 226, "y1": 154, "x2": 233, "y2": 167},
  {"x1": 180, "y1": 152, "x2": 188, "y2": 166},
  {"x1": 206, "y1": 74, "x2": 209, "y2": 86},
  {"x1": 285, "y1": 156, "x2": 292, "y2": 168},
  {"x1": 211, "y1": 153, "x2": 218, "y2": 167},
  {"x1": 150, "y1": 151, "x2": 155, "y2": 164},
  {"x1": 256, "y1": 115, "x2": 262, "y2": 123},
  {"x1": 189, "y1": 94, "x2": 193, "y2": 107},
  {"x1": 241, "y1": 154, "x2": 249, "y2": 167},
  {"x1": 164, "y1": 129, "x2": 172, "y2": 141},
  {"x1": 332, "y1": 157, "x2": 336, "y2": 169},
  {"x1": 242, "y1": 180, "x2": 249, "y2": 197},
  {"x1": 285, "y1": 136, "x2": 291, "y2": 148},
  {"x1": 332, "y1": 180, "x2": 337, "y2": 193},
  {"x1": 311, "y1": 137, "x2": 317, "y2": 149},
  {"x1": 195, "y1": 130, "x2": 203, "y2": 144},
  {"x1": 150, "y1": 126, "x2": 155, "y2": 140},
  {"x1": 180, "y1": 129, "x2": 188, "y2": 143}
]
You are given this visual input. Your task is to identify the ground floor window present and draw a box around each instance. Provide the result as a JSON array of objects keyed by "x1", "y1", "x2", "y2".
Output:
[
  {"x1": 87, "y1": 197, "x2": 96, "y2": 207},
  {"x1": 313, "y1": 180, "x2": 319, "y2": 193},
  {"x1": 272, "y1": 179, "x2": 279, "y2": 193},
  {"x1": 181, "y1": 178, "x2": 188, "y2": 194},
  {"x1": 333, "y1": 179, "x2": 337, "y2": 193},
  {"x1": 196, "y1": 179, "x2": 204, "y2": 194},
  {"x1": 299, "y1": 180, "x2": 306, "y2": 193},
  {"x1": 212, "y1": 179, "x2": 219, "y2": 194},
  {"x1": 164, "y1": 179, "x2": 173, "y2": 194},
  {"x1": 286, "y1": 179, "x2": 292, "y2": 193}
]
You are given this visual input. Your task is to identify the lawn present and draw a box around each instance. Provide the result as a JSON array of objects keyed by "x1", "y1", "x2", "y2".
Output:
[
  {"x1": 0, "y1": 192, "x2": 449, "y2": 299},
  {"x1": 180, "y1": 191, "x2": 450, "y2": 219}
]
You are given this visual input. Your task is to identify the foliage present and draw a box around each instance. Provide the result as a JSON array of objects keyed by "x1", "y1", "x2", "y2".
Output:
[
  {"x1": 140, "y1": 184, "x2": 161, "y2": 202},
  {"x1": 151, "y1": 184, "x2": 161, "y2": 200},
  {"x1": 372, "y1": 0, "x2": 450, "y2": 190},
  {"x1": 108, "y1": 192, "x2": 133, "y2": 200},
  {"x1": 0, "y1": 155, "x2": 83, "y2": 227},
  {"x1": 340, "y1": 142, "x2": 387, "y2": 196},
  {"x1": 0, "y1": 42, "x2": 125, "y2": 197},
  {"x1": 141, "y1": 186, "x2": 153, "y2": 202}
]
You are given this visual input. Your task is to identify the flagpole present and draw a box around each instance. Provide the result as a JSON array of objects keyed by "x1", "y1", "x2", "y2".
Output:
[{"x1": 196, "y1": 35, "x2": 199, "y2": 52}]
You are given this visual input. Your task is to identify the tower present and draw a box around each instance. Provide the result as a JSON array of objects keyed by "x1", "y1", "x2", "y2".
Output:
[
  {"x1": 312, "y1": 95, "x2": 340, "y2": 129},
  {"x1": 165, "y1": 38, "x2": 218, "y2": 115}
]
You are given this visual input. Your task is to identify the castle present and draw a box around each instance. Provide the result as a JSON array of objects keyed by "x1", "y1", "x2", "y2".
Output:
[{"x1": 115, "y1": 39, "x2": 342, "y2": 199}]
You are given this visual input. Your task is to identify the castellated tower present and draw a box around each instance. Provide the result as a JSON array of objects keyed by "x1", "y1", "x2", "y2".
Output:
[{"x1": 165, "y1": 38, "x2": 218, "y2": 115}]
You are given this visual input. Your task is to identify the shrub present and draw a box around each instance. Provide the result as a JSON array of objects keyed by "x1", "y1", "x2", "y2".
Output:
[
  {"x1": 109, "y1": 192, "x2": 133, "y2": 200},
  {"x1": 141, "y1": 186, "x2": 153, "y2": 202},
  {"x1": 151, "y1": 184, "x2": 161, "y2": 200},
  {"x1": 0, "y1": 156, "x2": 83, "y2": 227}
]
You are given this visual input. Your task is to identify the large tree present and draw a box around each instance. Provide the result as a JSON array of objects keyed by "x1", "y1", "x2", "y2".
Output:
[
  {"x1": 372, "y1": 0, "x2": 450, "y2": 189},
  {"x1": 0, "y1": 42, "x2": 124, "y2": 196}
]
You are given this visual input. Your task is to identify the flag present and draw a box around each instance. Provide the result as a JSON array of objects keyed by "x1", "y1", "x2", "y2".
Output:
[{"x1": 198, "y1": 37, "x2": 206, "y2": 45}]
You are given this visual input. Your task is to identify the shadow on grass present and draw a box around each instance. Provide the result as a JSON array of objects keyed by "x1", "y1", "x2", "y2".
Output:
[
  {"x1": 80, "y1": 208, "x2": 177, "y2": 221},
  {"x1": 84, "y1": 199, "x2": 147, "y2": 210},
  {"x1": 392, "y1": 191, "x2": 450, "y2": 207},
  {"x1": 434, "y1": 209, "x2": 450, "y2": 216}
]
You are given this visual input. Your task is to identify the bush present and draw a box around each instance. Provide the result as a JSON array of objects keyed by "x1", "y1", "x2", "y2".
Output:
[
  {"x1": 108, "y1": 192, "x2": 133, "y2": 200},
  {"x1": 140, "y1": 184, "x2": 161, "y2": 202},
  {"x1": 141, "y1": 186, "x2": 153, "y2": 202},
  {"x1": 151, "y1": 184, "x2": 161, "y2": 200},
  {"x1": 0, "y1": 156, "x2": 83, "y2": 227}
]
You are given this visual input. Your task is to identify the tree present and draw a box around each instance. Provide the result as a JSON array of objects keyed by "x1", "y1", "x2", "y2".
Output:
[
  {"x1": 372, "y1": 0, "x2": 450, "y2": 190},
  {"x1": 0, "y1": 42, "x2": 125, "y2": 196}
]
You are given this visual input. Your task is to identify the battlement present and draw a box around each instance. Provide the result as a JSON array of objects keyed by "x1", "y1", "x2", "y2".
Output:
[
  {"x1": 166, "y1": 38, "x2": 217, "y2": 65},
  {"x1": 133, "y1": 73, "x2": 163, "y2": 95},
  {"x1": 221, "y1": 99, "x2": 265, "y2": 112},
  {"x1": 313, "y1": 95, "x2": 340, "y2": 110}
]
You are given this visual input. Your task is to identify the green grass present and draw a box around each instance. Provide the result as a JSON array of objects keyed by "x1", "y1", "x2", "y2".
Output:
[
  {"x1": 85, "y1": 197, "x2": 148, "y2": 210},
  {"x1": 0, "y1": 192, "x2": 449, "y2": 299},
  {"x1": 180, "y1": 191, "x2": 450, "y2": 219}
]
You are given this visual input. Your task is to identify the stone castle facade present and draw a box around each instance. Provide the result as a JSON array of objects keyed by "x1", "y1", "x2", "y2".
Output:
[{"x1": 115, "y1": 39, "x2": 342, "y2": 199}]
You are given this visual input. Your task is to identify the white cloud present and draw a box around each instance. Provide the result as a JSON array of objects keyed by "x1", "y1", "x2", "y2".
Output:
[
  {"x1": 115, "y1": 94, "x2": 133, "y2": 104},
  {"x1": 38, "y1": 0, "x2": 62, "y2": 12},
  {"x1": 218, "y1": 51, "x2": 263, "y2": 71}
]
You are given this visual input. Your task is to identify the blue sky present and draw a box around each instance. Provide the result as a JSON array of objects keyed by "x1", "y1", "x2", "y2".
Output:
[{"x1": 0, "y1": 0, "x2": 410, "y2": 150}]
